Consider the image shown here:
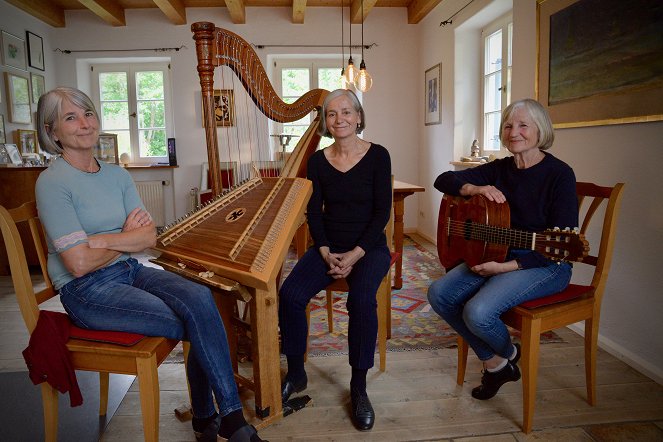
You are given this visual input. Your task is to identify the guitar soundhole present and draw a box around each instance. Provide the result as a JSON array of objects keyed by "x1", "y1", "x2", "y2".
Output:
[{"x1": 463, "y1": 219, "x2": 473, "y2": 240}]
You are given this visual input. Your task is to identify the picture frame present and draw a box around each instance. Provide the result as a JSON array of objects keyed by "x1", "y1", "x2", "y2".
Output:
[
  {"x1": 4, "y1": 72, "x2": 32, "y2": 124},
  {"x1": 1, "y1": 31, "x2": 27, "y2": 71},
  {"x1": 424, "y1": 63, "x2": 441, "y2": 126},
  {"x1": 15, "y1": 129, "x2": 38, "y2": 154},
  {"x1": 26, "y1": 31, "x2": 44, "y2": 71},
  {"x1": 31, "y1": 73, "x2": 45, "y2": 104},
  {"x1": 0, "y1": 144, "x2": 11, "y2": 165},
  {"x1": 537, "y1": 0, "x2": 663, "y2": 128},
  {"x1": 96, "y1": 133, "x2": 119, "y2": 164},
  {"x1": 212, "y1": 89, "x2": 235, "y2": 127},
  {"x1": 4, "y1": 143, "x2": 24, "y2": 165},
  {"x1": 0, "y1": 115, "x2": 5, "y2": 144}
]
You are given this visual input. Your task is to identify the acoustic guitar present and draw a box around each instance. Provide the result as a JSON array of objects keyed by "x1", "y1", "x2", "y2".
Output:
[{"x1": 437, "y1": 194, "x2": 589, "y2": 269}]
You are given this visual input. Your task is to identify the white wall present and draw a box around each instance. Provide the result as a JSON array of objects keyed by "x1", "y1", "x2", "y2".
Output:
[{"x1": 417, "y1": 0, "x2": 663, "y2": 381}]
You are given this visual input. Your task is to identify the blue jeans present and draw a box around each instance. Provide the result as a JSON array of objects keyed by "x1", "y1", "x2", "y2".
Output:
[
  {"x1": 427, "y1": 250, "x2": 572, "y2": 361},
  {"x1": 59, "y1": 258, "x2": 240, "y2": 418},
  {"x1": 279, "y1": 245, "x2": 391, "y2": 369}
]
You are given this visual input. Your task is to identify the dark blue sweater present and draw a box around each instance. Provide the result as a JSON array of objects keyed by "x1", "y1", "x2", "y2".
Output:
[
  {"x1": 434, "y1": 152, "x2": 578, "y2": 268},
  {"x1": 307, "y1": 143, "x2": 392, "y2": 253}
]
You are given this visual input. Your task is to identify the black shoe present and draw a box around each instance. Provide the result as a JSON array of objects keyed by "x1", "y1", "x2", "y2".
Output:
[
  {"x1": 222, "y1": 424, "x2": 266, "y2": 442},
  {"x1": 471, "y1": 361, "x2": 521, "y2": 400},
  {"x1": 510, "y1": 343, "x2": 521, "y2": 365},
  {"x1": 350, "y1": 390, "x2": 375, "y2": 431},
  {"x1": 281, "y1": 373, "x2": 307, "y2": 403},
  {"x1": 194, "y1": 413, "x2": 221, "y2": 442}
]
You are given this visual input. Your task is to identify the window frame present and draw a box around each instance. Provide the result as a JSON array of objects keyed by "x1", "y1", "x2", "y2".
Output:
[
  {"x1": 480, "y1": 13, "x2": 512, "y2": 155},
  {"x1": 91, "y1": 61, "x2": 173, "y2": 165}
]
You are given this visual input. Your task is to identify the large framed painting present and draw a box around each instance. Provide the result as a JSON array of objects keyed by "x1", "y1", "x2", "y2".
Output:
[
  {"x1": 4, "y1": 72, "x2": 32, "y2": 124},
  {"x1": 537, "y1": 0, "x2": 663, "y2": 128}
]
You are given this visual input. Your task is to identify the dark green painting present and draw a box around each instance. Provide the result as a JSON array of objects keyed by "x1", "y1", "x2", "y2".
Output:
[{"x1": 548, "y1": 0, "x2": 663, "y2": 104}]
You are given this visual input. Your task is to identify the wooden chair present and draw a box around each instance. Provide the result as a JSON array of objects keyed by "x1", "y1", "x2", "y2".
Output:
[
  {"x1": 0, "y1": 201, "x2": 188, "y2": 442},
  {"x1": 455, "y1": 181, "x2": 625, "y2": 433}
]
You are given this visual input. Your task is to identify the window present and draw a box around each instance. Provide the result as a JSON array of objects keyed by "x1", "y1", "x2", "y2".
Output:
[
  {"x1": 273, "y1": 59, "x2": 347, "y2": 152},
  {"x1": 92, "y1": 62, "x2": 172, "y2": 164},
  {"x1": 482, "y1": 14, "x2": 512, "y2": 153}
]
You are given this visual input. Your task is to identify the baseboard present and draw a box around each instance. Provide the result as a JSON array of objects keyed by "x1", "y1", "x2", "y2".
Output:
[
  {"x1": 405, "y1": 229, "x2": 436, "y2": 245},
  {"x1": 567, "y1": 324, "x2": 663, "y2": 385}
]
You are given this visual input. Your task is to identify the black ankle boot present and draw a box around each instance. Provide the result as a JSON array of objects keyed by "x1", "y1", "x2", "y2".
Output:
[
  {"x1": 281, "y1": 372, "x2": 308, "y2": 403},
  {"x1": 471, "y1": 361, "x2": 521, "y2": 400}
]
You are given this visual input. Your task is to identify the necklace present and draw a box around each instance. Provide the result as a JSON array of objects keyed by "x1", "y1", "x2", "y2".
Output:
[{"x1": 60, "y1": 155, "x2": 100, "y2": 174}]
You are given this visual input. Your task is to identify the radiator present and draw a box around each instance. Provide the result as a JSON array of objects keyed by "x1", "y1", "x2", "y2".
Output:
[{"x1": 135, "y1": 180, "x2": 166, "y2": 227}]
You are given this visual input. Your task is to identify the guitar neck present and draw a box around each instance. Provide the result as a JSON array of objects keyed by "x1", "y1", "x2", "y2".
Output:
[{"x1": 461, "y1": 220, "x2": 535, "y2": 250}]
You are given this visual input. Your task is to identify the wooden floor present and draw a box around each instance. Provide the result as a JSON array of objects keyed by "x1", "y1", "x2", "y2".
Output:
[{"x1": 1, "y1": 234, "x2": 662, "y2": 441}]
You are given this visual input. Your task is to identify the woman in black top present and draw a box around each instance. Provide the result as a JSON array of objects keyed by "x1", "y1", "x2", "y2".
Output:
[
  {"x1": 279, "y1": 89, "x2": 392, "y2": 431},
  {"x1": 428, "y1": 98, "x2": 577, "y2": 400}
]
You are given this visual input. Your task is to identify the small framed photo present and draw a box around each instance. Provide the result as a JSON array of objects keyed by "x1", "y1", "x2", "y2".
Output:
[
  {"x1": 210, "y1": 89, "x2": 235, "y2": 127},
  {"x1": 4, "y1": 72, "x2": 32, "y2": 124},
  {"x1": 96, "y1": 133, "x2": 119, "y2": 164},
  {"x1": 1, "y1": 31, "x2": 27, "y2": 71},
  {"x1": 15, "y1": 129, "x2": 38, "y2": 154},
  {"x1": 26, "y1": 31, "x2": 44, "y2": 71},
  {"x1": 0, "y1": 115, "x2": 5, "y2": 144},
  {"x1": 4, "y1": 143, "x2": 24, "y2": 165},
  {"x1": 31, "y1": 73, "x2": 45, "y2": 104},
  {"x1": 424, "y1": 63, "x2": 441, "y2": 126}
]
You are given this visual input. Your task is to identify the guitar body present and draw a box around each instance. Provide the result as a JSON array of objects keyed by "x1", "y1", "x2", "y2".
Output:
[{"x1": 437, "y1": 194, "x2": 511, "y2": 269}]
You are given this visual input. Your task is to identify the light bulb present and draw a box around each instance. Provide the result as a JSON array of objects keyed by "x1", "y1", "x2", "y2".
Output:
[
  {"x1": 345, "y1": 56, "x2": 358, "y2": 85},
  {"x1": 355, "y1": 61, "x2": 372, "y2": 92},
  {"x1": 340, "y1": 68, "x2": 349, "y2": 89}
]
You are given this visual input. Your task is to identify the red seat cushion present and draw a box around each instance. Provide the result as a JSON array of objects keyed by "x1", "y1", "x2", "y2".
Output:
[
  {"x1": 519, "y1": 284, "x2": 594, "y2": 309},
  {"x1": 69, "y1": 324, "x2": 146, "y2": 346}
]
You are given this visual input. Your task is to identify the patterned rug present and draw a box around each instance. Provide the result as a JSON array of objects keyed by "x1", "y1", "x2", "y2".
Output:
[{"x1": 297, "y1": 236, "x2": 564, "y2": 357}]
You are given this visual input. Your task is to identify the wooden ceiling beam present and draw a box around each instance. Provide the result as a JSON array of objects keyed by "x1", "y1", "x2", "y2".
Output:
[
  {"x1": 225, "y1": 0, "x2": 246, "y2": 24},
  {"x1": 408, "y1": 0, "x2": 444, "y2": 24},
  {"x1": 77, "y1": 0, "x2": 126, "y2": 27},
  {"x1": 153, "y1": 0, "x2": 187, "y2": 25},
  {"x1": 5, "y1": 0, "x2": 66, "y2": 27},
  {"x1": 292, "y1": 0, "x2": 306, "y2": 24},
  {"x1": 349, "y1": 0, "x2": 377, "y2": 24}
]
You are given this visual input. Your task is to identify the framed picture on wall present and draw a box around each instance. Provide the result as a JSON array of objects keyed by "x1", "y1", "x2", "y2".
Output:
[
  {"x1": 26, "y1": 31, "x2": 45, "y2": 71},
  {"x1": 31, "y1": 73, "x2": 45, "y2": 104},
  {"x1": 537, "y1": 0, "x2": 663, "y2": 127},
  {"x1": 213, "y1": 89, "x2": 235, "y2": 127},
  {"x1": 96, "y1": 133, "x2": 119, "y2": 164},
  {"x1": 425, "y1": 63, "x2": 441, "y2": 126},
  {"x1": 4, "y1": 72, "x2": 31, "y2": 124},
  {"x1": 1, "y1": 31, "x2": 27, "y2": 71}
]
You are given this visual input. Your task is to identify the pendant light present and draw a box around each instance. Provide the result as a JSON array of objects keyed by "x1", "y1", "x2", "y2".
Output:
[
  {"x1": 355, "y1": 0, "x2": 372, "y2": 92},
  {"x1": 344, "y1": 1, "x2": 358, "y2": 86}
]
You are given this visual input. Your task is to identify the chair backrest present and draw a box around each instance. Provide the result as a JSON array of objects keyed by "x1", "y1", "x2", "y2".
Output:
[
  {"x1": 0, "y1": 201, "x2": 57, "y2": 334},
  {"x1": 575, "y1": 182, "x2": 625, "y2": 303}
]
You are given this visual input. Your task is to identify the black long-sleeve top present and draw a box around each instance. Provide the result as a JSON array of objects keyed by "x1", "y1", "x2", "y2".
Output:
[
  {"x1": 434, "y1": 152, "x2": 578, "y2": 269},
  {"x1": 306, "y1": 143, "x2": 392, "y2": 253}
]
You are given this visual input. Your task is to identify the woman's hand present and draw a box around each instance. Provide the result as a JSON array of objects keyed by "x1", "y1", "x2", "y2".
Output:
[
  {"x1": 123, "y1": 208, "x2": 154, "y2": 232},
  {"x1": 320, "y1": 246, "x2": 365, "y2": 279},
  {"x1": 470, "y1": 260, "x2": 519, "y2": 276},
  {"x1": 460, "y1": 184, "x2": 506, "y2": 203}
]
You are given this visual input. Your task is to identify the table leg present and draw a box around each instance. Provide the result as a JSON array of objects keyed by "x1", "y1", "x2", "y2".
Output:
[{"x1": 392, "y1": 197, "x2": 406, "y2": 289}]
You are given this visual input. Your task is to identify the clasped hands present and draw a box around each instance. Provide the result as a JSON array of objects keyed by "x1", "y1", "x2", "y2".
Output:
[{"x1": 320, "y1": 246, "x2": 365, "y2": 280}]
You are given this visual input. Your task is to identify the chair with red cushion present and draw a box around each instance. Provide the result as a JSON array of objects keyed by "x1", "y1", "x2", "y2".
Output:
[
  {"x1": 454, "y1": 181, "x2": 625, "y2": 433},
  {"x1": 0, "y1": 201, "x2": 188, "y2": 442}
]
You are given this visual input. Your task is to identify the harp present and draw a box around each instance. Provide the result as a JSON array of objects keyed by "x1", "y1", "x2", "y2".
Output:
[{"x1": 150, "y1": 23, "x2": 328, "y2": 424}]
